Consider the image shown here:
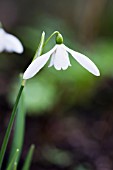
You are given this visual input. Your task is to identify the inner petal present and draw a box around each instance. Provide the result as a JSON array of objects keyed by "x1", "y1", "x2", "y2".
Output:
[{"x1": 53, "y1": 45, "x2": 71, "y2": 70}]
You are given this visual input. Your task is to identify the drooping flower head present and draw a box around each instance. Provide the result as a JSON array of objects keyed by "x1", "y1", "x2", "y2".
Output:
[
  {"x1": 0, "y1": 23, "x2": 23, "y2": 53},
  {"x1": 23, "y1": 32, "x2": 100, "y2": 79}
]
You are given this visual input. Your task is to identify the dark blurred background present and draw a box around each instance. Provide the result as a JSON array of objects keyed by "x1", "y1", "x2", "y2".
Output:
[{"x1": 1, "y1": 0, "x2": 113, "y2": 169}]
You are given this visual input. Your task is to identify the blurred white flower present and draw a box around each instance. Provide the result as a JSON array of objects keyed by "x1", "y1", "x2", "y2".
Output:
[
  {"x1": 0, "y1": 28, "x2": 23, "y2": 53},
  {"x1": 23, "y1": 44, "x2": 100, "y2": 79}
]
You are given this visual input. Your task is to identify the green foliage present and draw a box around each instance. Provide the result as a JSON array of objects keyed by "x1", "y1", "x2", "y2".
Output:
[
  {"x1": 6, "y1": 149, "x2": 19, "y2": 170},
  {"x1": 8, "y1": 81, "x2": 26, "y2": 163},
  {"x1": 42, "y1": 146, "x2": 72, "y2": 167},
  {"x1": 13, "y1": 162, "x2": 17, "y2": 170},
  {"x1": 0, "y1": 85, "x2": 24, "y2": 169},
  {"x1": 6, "y1": 145, "x2": 34, "y2": 170},
  {"x1": 8, "y1": 75, "x2": 58, "y2": 114},
  {"x1": 22, "y1": 145, "x2": 35, "y2": 170},
  {"x1": 25, "y1": 77, "x2": 58, "y2": 113}
]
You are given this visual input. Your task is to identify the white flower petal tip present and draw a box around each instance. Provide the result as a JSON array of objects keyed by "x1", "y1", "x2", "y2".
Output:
[
  {"x1": 23, "y1": 54, "x2": 50, "y2": 79},
  {"x1": 0, "y1": 28, "x2": 24, "y2": 54},
  {"x1": 93, "y1": 69, "x2": 100, "y2": 77},
  {"x1": 62, "y1": 44, "x2": 100, "y2": 77},
  {"x1": 23, "y1": 45, "x2": 57, "y2": 79}
]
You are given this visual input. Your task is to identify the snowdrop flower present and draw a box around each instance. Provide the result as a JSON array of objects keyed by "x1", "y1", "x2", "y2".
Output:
[
  {"x1": 23, "y1": 33, "x2": 100, "y2": 79},
  {"x1": 0, "y1": 27, "x2": 23, "y2": 53}
]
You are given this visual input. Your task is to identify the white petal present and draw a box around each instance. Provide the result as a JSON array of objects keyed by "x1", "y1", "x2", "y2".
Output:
[
  {"x1": 63, "y1": 45, "x2": 100, "y2": 76},
  {"x1": 23, "y1": 45, "x2": 57, "y2": 79},
  {"x1": 53, "y1": 45, "x2": 71, "y2": 70},
  {"x1": 0, "y1": 28, "x2": 23, "y2": 53},
  {"x1": 0, "y1": 28, "x2": 4, "y2": 35},
  {"x1": 5, "y1": 33, "x2": 23, "y2": 53},
  {"x1": 0, "y1": 28, "x2": 6, "y2": 52}
]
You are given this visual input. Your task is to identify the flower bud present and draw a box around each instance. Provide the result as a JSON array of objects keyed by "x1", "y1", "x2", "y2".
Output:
[{"x1": 56, "y1": 33, "x2": 63, "y2": 44}]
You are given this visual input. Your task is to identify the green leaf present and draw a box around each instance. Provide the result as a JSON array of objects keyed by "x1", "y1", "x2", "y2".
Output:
[
  {"x1": 22, "y1": 144, "x2": 35, "y2": 170},
  {"x1": 8, "y1": 76, "x2": 58, "y2": 115},
  {"x1": 13, "y1": 162, "x2": 17, "y2": 170},
  {"x1": 8, "y1": 78, "x2": 26, "y2": 163},
  {"x1": 42, "y1": 146, "x2": 72, "y2": 167},
  {"x1": 0, "y1": 85, "x2": 24, "y2": 169},
  {"x1": 6, "y1": 149, "x2": 19, "y2": 170}
]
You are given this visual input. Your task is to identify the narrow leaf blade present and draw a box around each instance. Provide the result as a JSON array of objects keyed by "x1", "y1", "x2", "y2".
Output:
[{"x1": 22, "y1": 144, "x2": 35, "y2": 170}]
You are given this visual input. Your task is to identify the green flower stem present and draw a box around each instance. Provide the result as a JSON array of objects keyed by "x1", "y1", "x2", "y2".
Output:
[
  {"x1": 44, "y1": 31, "x2": 60, "y2": 47},
  {"x1": 0, "y1": 83, "x2": 25, "y2": 169}
]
